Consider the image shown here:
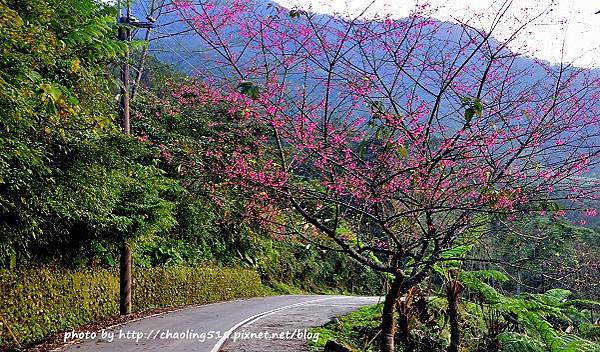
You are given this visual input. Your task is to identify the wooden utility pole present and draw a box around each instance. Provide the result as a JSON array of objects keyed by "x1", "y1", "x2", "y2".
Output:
[
  {"x1": 118, "y1": 1, "x2": 132, "y2": 316},
  {"x1": 116, "y1": 0, "x2": 156, "y2": 316},
  {"x1": 119, "y1": 22, "x2": 131, "y2": 134}
]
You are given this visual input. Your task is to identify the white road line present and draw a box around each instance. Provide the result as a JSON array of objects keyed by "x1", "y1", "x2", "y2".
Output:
[
  {"x1": 55, "y1": 299, "x2": 247, "y2": 351},
  {"x1": 209, "y1": 296, "x2": 350, "y2": 352}
]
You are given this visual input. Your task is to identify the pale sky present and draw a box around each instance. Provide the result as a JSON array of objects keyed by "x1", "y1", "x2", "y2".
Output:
[{"x1": 274, "y1": 0, "x2": 600, "y2": 69}]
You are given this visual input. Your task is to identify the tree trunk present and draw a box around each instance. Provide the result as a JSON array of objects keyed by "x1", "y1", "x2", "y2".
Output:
[
  {"x1": 398, "y1": 311, "x2": 410, "y2": 351},
  {"x1": 380, "y1": 275, "x2": 403, "y2": 352},
  {"x1": 119, "y1": 242, "x2": 132, "y2": 315},
  {"x1": 446, "y1": 279, "x2": 464, "y2": 352},
  {"x1": 397, "y1": 286, "x2": 417, "y2": 352}
]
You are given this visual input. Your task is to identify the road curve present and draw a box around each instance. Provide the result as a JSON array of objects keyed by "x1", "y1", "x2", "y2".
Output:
[{"x1": 61, "y1": 295, "x2": 381, "y2": 352}]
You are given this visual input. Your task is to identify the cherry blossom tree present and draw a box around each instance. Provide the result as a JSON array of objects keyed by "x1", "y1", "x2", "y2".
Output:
[{"x1": 168, "y1": 1, "x2": 600, "y2": 350}]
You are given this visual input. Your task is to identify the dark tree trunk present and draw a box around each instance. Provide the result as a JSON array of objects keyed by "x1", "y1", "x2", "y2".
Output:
[
  {"x1": 446, "y1": 280, "x2": 464, "y2": 352},
  {"x1": 397, "y1": 286, "x2": 416, "y2": 352},
  {"x1": 120, "y1": 242, "x2": 132, "y2": 315},
  {"x1": 398, "y1": 311, "x2": 410, "y2": 350},
  {"x1": 380, "y1": 275, "x2": 403, "y2": 352}
]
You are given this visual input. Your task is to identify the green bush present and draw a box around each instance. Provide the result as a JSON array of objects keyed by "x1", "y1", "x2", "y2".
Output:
[
  {"x1": 133, "y1": 266, "x2": 265, "y2": 310},
  {"x1": 0, "y1": 267, "x2": 119, "y2": 347},
  {"x1": 309, "y1": 304, "x2": 382, "y2": 352},
  {"x1": 0, "y1": 266, "x2": 265, "y2": 348},
  {"x1": 257, "y1": 238, "x2": 383, "y2": 295}
]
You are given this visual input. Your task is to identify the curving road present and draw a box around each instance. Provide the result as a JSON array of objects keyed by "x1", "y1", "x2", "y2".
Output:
[{"x1": 61, "y1": 295, "x2": 381, "y2": 352}]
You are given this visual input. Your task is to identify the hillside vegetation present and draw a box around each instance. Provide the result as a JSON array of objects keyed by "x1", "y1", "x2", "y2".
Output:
[{"x1": 1, "y1": 0, "x2": 599, "y2": 351}]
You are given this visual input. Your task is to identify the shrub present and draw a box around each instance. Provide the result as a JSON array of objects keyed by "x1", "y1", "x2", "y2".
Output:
[
  {"x1": 0, "y1": 266, "x2": 265, "y2": 348},
  {"x1": 0, "y1": 267, "x2": 119, "y2": 347},
  {"x1": 309, "y1": 304, "x2": 383, "y2": 352},
  {"x1": 133, "y1": 266, "x2": 265, "y2": 309}
]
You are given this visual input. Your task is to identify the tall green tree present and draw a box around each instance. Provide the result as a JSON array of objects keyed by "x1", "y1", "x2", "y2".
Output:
[{"x1": 0, "y1": 0, "x2": 177, "y2": 266}]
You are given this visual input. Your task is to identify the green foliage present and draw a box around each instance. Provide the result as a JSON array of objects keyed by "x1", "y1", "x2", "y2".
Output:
[
  {"x1": 133, "y1": 266, "x2": 265, "y2": 310},
  {"x1": 481, "y1": 217, "x2": 600, "y2": 299},
  {"x1": 0, "y1": 132, "x2": 179, "y2": 267},
  {"x1": 130, "y1": 78, "x2": 382, "y2": 295},
  {"x1": 135, "y1": 237, "x2": 209, "y2": 267},
  {"x1": 310, "y1": 304, "x2": 383, "y2": 352},
  {"x1": 257, "y1": 237, "x2": 382, "y2": 295},
  {"x1": 237, "y1": 81, "x2": 260, "y2": 100},
  {"x1": 440, "y1": 245, "x2": 475, "y2": 259},
  {"x1": 0, "y1": 267, "x2": 119, "y2": 347},
  {"x1": 0, "y1": 266, "x2": 265, "y2": 348},
  {"x1": 461, "y1": 97, "x2": 483, "y2": 123},
  {"x1": 498, "y1": 329, "x2": 600, "y2": 352},
  {"x1": 310, "y1": 274, "x2": 600, "y2": 352},
  {"x1": 0, "y1": 0, "x2": 171, "y2": 266},
  {"x1": 460, "y1": 269, "x2": 508, "y2": 304},
  {"x1": 457, "y1": 269, "x2": 600, "y2": 352},
  {"x1": 497, "y1": 332, "x2": 545, "y2": 352}
]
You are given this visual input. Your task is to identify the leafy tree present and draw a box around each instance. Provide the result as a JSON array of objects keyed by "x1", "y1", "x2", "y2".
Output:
[
  {"x1": 478, "y1": 218, "x2": 600, "y2": 298},
  {"x1": 0, "y1": 0, "x2": 177, "y2": 266},
  {"x1": 170, "y1": 1, "x2": 600, "y2": 351},
  {"x1": 129, "y1": 66, "x2": 384, "y2": 293}
]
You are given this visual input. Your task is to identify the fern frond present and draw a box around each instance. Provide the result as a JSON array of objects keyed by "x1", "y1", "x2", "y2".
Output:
[{"x1": 498, "y1": 332, "x2": 545, "y2": 352}]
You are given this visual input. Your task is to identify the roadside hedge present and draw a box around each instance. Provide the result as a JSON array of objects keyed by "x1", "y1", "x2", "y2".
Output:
[
  {"x1": 133, "y1": 266, "x2": 265, "y2": 309},
  {"x1": 0, "y1": 266, "x2": 265, "y2": 348}
]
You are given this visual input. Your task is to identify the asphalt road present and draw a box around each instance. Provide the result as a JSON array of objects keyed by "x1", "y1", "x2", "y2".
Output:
[{"x1": 61, "y1": 295, "x2": 381, "y2": 352}]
